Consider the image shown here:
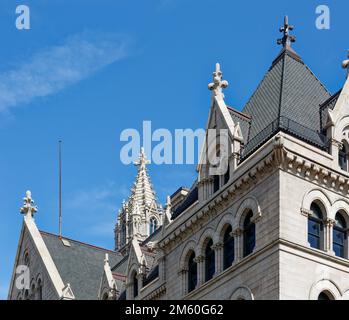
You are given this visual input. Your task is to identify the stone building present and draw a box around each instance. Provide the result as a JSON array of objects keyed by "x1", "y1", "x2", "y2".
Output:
[{"x1": 7, "y1": 17, "x2": 349, "y2": 300}]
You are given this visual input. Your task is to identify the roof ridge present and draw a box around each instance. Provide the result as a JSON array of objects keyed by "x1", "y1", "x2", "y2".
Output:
[
  {"x1": 226, "y1": 106, "x2": 251, "y2": 120},
  {"x1": 39, "y1": 230, "x2": 118, "y2": 255}
]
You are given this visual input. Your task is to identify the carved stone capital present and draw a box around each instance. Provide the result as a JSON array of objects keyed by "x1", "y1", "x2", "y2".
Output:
[
  {"x1": 194, "y1": 255, "x2": 205, "y2": 263},
  {"x1": 211, "y1": 242, "x2": 224, "y2": 250},
  {"x1": 325, "y1": 218, "x2": 336, "y2": 227},
  {"x1": 231, "y1": 227, "x2": 242, "y2": 237}
]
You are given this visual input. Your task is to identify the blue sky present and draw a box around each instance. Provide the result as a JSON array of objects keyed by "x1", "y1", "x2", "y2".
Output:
[{"x1": 0, "y1": 0, "x2": 348, "y2": 299}]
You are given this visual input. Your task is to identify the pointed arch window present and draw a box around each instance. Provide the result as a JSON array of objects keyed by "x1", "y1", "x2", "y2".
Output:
[
  {"x1": 308, "y1": 203, "x2": 324, "y2": 250},
  {"x1": 243, "y1": 211, "x2": 255, "y2": 257},
  {"x1": 121, "y1": 222, "x2": 126, "y2": 245},
  {"x1": 133, "y1": 272, "x2": 138, "y2": 298},
  {"x1": 188, "y1": 252, "x2": 197, "y2": 293},
  {"x1": 149, "y1": 217, "x2": 158, "y2": 235},
  {"x1": 37, "y1": 279, "x2": 43, "y2": 300},
  {"x1": 339, "y1": 143, "x2": 348, "y2": 171},
  {"x1": 333, "y1": 212, "x2": 347, "y2": 258},
  {"x1": 205, "y1": 239, "x2": 215, "y2": 282},
  {"x1": 223, "y1": 225, "x2": 235, "y2": 270}
]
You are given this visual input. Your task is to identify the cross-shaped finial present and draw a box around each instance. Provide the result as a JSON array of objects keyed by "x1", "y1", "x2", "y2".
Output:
[
  {"x1": 342, "y1": 50, "x2": 349, "y2": 79},
  {"x1": 134, "y1": 147, "x2": 150, "y2": 168},
  {"x1": 208, "y1": 63, "x2": 229, "y2": 98},
  {"x1": 277, "y1": 16, "x2": 296, "y2": 48},
  {"x1": 20, "y1": 190, "x2": 38, "y2": 218}
]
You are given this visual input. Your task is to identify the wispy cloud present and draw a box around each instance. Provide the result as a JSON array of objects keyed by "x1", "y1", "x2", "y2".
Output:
[
  {"x1": 66, "y1": 181, "x2": 130, "y2": 237},
  {"x1": 0, "y1": 31, "x2": 129, "y2": 113}
]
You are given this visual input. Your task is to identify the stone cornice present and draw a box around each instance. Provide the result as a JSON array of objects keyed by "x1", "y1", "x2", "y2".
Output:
[{"x1": 283, "y1": 147, "x2": 349, "y2": 196}]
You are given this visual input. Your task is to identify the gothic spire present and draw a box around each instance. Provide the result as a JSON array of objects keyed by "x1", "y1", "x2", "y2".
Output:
[{"x1": 129, "y1": 147, "x2": 157, "y2": 212}]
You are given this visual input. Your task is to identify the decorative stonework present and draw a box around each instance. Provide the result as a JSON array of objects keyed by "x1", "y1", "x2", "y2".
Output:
[
  {"x1": 208, "y1": 63, "x2": 228, "y2": 98},
  {"x1": 342, "y1": 50, "x2": 349, "y2": 79},
  {"x1": 20, "y1": 190, "x2": 38, "y2": 218},
  {"x1": 115, "y1": 148, "x2": 163, "y2": 253}
]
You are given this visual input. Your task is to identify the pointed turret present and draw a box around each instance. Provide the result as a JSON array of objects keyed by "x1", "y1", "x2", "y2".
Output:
[{"x1": 114, "y1": 148, "x2": 163, "y2": 254}]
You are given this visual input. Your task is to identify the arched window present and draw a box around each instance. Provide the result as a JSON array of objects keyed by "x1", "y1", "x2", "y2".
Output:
[
  {"x1": 24, "y1": 252, "x2": 30, "y2": 267},
  {"x1": 318, "y1": 291, "x2": 334, "y2": 300},
  {"x1": 224, "y1": 164, "x2": 230, "y2": 185},
  {"x1": 188, "y1": 252, "x2": 197, "y2": 293},
  {"x1": 213, "y1": 175, "x2": 220, "y2": 193},
  {"x1": 223, "y1": 226, "x2": 234, "y2": 270},
  {"x1": 133, "y1": 272, "x2": 138, "y2": 298},
  {"x1": 205, "y1": 239, "x2": 215, "y2": 282},
  {"x1": 37, "y1": 279, "x2": 43, "y2": 300},
  {"x1": 149, "y1": 217, "x2": 158, "y2": 235},
  {"x1": 308, "y1": 203, "x2": 324, "y2": 250},
  {"x1": 243, "y1": 211, "x2": 255, "y2": 257},
  {"x1": 339, "y1": 143, "x2": 348, "y2": 171},
  {"x1": 333, "y1": 212, "x2": 347, "y2": 258},
  {"x1": 121, "y1": 222, "x2": 126, "y2": 245}
]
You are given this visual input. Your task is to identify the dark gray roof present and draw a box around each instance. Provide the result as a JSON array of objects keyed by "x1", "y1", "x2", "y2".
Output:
[
  {"x1": 227, "y1": 106, "x2": 251, "y2": 143},
  {"x1": 243, "y1": 48, "x2": 331, "y2": 141},
  {"x1": 171, "y1": 183, "x2": 198, "y2": 220},
  {"x1": 40, "y1": 231, "x2": 122, "y2": 300}
]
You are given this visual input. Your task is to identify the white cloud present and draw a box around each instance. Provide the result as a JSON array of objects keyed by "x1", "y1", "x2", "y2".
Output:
[
  {"x1": 0, "y1": 31, "x2": 129, "y2": 113},
  {"x1": 66, "y1": 182, "x2": 130, "y2": 237}
]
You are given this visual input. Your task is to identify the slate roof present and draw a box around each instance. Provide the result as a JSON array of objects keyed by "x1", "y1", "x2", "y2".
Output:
[
  {"x1": 171, "y1": 183, "x2": 198, "y2": 220},
  {"x1": 240, "y1": 47, "x2": 331, "y2": 159},
  {"x1": 40, "y1": 231, "x2": 122, "y2": 300},
  {"x1": 227, "y1": 106, "x2": 251, "y2": 143},
  {"x1": 243, "y1": 48, "x2": 330, "y2": 139}
]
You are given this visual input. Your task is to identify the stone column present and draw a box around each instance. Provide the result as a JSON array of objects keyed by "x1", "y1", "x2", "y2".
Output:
[
  {"x1": 213, "y1": 242, "x2": 224, "y2": 275},
  {"x1": 178, "y1": 269, "x2": 188, "y2": 296},
  {"x1": 232, "y1": 228, "x2": 243, "y2": 262},
  {"x1": 195, "y1": 255, "x2": 205, "y2": 286},
  {"x1": 325, "y1": 218, "x2": 336, "y2": 254}
]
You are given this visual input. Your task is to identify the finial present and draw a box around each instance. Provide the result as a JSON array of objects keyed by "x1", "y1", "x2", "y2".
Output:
[
  {"x1": 208, "y1": 63, "x2": 229, "y2": 98},
  {"x1": 134, "y1": 147, "x2": 150, "y2": 168},
  {"x1": 277, "y1": 16, "x2": 296, "y2": 48},
  {"x1": 342, "y1": 50, "x2": 349, "y2": 79},
  {"x1": 166, "y1": 195, "x2": 171, "y2": 208},
  {"x1": 20, "y1": 190, "x2": 38, "y2": 218}
]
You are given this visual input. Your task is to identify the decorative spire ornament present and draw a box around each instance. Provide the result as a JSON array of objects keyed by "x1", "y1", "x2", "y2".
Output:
[
  {"x1": 342, "y1": 50, "x2": 349, "y2": 79},
  {"x1": 20, "y1": 190, "x2": 38, "y2": 218},
  {"x1": 208, "y1": 63, "x2": 229, "y2": 98},
  {"x1": 277, "y1": 16, "x2": 296, "y2": 48}
]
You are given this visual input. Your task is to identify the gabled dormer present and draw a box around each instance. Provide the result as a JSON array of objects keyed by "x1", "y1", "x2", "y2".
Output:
[{"x1": 197, "y1": 63, "x2": 249, "y2": 202}]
